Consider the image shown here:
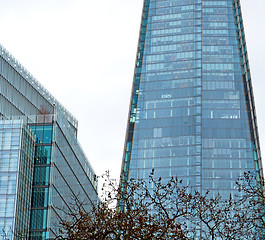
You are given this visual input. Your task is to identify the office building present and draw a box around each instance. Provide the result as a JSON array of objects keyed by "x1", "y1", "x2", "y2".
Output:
[
  {"x1": 0, "y1": 44, "x2": 98, "y2": 239},
  {"x1": 121, "y1": 0, "x2": 263, "y2": 201}
]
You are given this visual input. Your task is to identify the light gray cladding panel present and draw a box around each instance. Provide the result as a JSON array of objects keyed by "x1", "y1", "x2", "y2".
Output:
[
  {"x1": 0, "y1": 63, "x2": 54, "y2": 117},
  {"x1": 0, "y1": 44, "x2": 78, "y2": 129}
]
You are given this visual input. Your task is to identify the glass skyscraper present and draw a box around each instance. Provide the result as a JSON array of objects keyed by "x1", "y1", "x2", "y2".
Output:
[
  {"x1": 121, "y1": 0, "x2": 263, "y2": 201},
  {"x1": 0, "y1": 44, "x2": 98, "y2": 239}
]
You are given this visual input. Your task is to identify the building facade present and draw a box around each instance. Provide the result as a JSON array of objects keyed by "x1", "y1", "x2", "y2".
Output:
[
  {"x1": 0, "y1": 120, "x2": 35, "y2": 239},
  {"x1": 0, "y1": 44, "x2": 98, "y2": 239},
  {"x1": 121, "y1": 0, "x2": 263, "y2": 205}
]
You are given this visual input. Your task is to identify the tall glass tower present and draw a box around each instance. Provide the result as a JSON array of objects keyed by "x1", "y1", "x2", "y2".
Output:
[{"x1": 121, "y1": 0, "x2": 263, "y2": 198}]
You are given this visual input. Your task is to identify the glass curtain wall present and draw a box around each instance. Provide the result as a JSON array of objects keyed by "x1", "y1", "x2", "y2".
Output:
[
  {"x1": 121, "y1": 0, "x2": 263, "y2": 201},
  {"x1": 201, "y1": 0, "x2": 256, "y2": 197},
  {"x1": 29, "y1": 124, "x2": 53, "y2": 240},
  {"x1": 122, "y1": 0, "x2": 203, "y2": 189},
  {"x1": 0, "y1": 120, "x2": 35, "y2": 240}
]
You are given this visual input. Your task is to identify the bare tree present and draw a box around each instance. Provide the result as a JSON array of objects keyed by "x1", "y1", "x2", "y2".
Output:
[
  {"x1": 235, "y1": 171, "x2": 265, "y2": 238},
  {"x1": 55, "y1": 171, "x2": 189, "y2": 239},
  {"x1": 54, "y1": 171, "x2": 264, "y2": 240}
]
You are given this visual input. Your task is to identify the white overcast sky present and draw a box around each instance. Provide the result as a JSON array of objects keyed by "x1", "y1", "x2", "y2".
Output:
[{"x1": 0, "y1": 0, "x2": 264, "y2": 180}]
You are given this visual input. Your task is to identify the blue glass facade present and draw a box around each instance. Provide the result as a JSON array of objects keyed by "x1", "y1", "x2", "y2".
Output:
[
  {"x1": 0, "y1": 120, "x2": 35, "y2": 239},
  {"x1": 29, "y1": 123, "x2": 53, "y2": 239},
  {"x1": 121, "y1": 0, "x2": 263, "y2": 199},
  {"x1": 201, "y1": 0, "x2": 258, "y2": 197}
]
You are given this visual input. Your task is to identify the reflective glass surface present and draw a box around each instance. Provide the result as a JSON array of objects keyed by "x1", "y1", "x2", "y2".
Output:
[
  {"x1": 0, "y1": 120, "x2": 35, "y2": 239},
  {"x1": 125, "y1": 0, "x2": 203, "y2": 190},
  {"x1": 29, "y1": 121, "x2": 99, "y2": 239},
  {"x1": 201, "y1": 0, "x2": 254, "y2": 197},
  {"x1": 0, "y1": 120, "x2": 22, "y2": 239},
  {"x1": 122, "y1": 0, "x2": 262, "y2": 200},
  {"x1": 29, "y1": 124, "x2": 53, "y2": 238}
]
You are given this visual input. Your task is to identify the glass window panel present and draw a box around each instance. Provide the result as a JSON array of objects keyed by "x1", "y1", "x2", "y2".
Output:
[
  {"x1": 35, "y1": 126, "x2": 44, "y2": 144},
  {"x1": 33, "y1": 167, "x2": 50, "y2": 186},
  {"x1": 43, "y1": 125, "x2": 53, "y2": 144}
]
